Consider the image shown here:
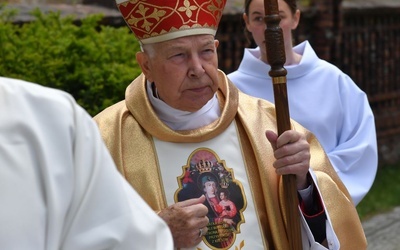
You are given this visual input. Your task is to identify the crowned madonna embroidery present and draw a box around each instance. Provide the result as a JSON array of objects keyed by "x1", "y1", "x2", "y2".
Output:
[{"x1": 175, "y1": 148, "x2": 247, "y2": 249}]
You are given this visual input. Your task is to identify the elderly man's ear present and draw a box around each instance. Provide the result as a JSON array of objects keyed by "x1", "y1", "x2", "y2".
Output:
[
  {"x1": 214, "y1": 40, "x2": 219, "y2": 49},
  {"x1": 136, "y1": 52, "x2": 153, "y2": 82}
]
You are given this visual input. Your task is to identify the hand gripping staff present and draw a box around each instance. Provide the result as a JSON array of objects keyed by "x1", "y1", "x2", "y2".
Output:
[{"x1": 264, "y1": 0, "x2": 302, "y2": 249}]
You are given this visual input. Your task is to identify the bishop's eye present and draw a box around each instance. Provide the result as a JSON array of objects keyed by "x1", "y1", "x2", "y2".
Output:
[
  {"x1": 171, "y1": 53, "x2": 184, "y2": 58},
  {"x1": 203, "y1": 48, "x2": 215, "y2": 54},
  {"x1": 201, "y1": 47, "x2": 215, "y2": 60},
  {"x1": 168, "y1": 52, "x2": 186, "y2": 63}
]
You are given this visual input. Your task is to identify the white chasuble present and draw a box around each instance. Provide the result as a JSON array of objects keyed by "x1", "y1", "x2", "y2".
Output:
[{"x1": 154, "y1": 121, "x2": 266, "y2": 250}]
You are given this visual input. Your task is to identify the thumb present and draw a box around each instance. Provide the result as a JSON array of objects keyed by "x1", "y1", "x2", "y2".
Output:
[
  {"x1": 179, "y1": 195, "x2": 206, "y2": 208},
  {"x1": 265, "y1": 130, "x2": 278, "y2": 151}
]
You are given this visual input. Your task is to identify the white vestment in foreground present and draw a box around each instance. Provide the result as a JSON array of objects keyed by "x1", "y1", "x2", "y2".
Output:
[{"x1": 0, "y1": 77, "x2": 173, "y2": 250}]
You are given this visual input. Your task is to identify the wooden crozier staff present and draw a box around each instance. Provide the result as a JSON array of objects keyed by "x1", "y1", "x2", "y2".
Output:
[{"x1": 263, "y1": 0, "x2": 302, "y2": 249}]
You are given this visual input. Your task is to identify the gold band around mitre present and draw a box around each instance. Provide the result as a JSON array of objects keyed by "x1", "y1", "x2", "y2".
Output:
[{"x1": 115, "y1": 0, "x2": 227, "y2": 44}]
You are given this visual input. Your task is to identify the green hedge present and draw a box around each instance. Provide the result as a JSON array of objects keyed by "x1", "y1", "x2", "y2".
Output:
[{"x1": 0, "y1": 5, "x2": 141, "y2": 116}]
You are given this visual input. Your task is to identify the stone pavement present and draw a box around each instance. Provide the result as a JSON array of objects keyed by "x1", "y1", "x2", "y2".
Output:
[{"x1": 362, "y1": 206, "x2": 400, "y2": 250}]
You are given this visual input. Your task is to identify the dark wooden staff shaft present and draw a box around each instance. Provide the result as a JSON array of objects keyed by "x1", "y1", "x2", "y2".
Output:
[{"x1": 264, "y1": 0, "x2": 302, "y2": 249}]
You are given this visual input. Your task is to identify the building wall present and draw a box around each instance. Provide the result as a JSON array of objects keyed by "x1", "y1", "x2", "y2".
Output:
[{"x1": 336, "y1": 4, "x2": 400, "y2": 165}]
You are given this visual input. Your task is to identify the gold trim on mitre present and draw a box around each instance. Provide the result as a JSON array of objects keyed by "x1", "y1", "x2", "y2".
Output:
[
  {"x1": 141, "y1": 27, "x2": 217, "y2": 44},
  {"x1": 115, "y1": 0, "x2": 226, "y2": 44}
]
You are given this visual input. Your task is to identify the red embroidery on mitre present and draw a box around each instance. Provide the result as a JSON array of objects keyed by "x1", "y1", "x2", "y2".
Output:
[{"x1": 115, "y1": 0, "x2": 227, "y2": 44}]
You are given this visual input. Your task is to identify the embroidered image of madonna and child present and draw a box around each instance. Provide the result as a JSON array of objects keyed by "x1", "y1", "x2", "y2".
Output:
[{"x1": 175, "y1": 148, "x2": 247, "y2": 249}]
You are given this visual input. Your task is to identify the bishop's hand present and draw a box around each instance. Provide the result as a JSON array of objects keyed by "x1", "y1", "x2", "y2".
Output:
[
  {"x1": 158, "y1": 195, "x2": 209, "y2": 248},
  {"x1": 266, "y1": 129, "x2": 310, "y2": 190}
]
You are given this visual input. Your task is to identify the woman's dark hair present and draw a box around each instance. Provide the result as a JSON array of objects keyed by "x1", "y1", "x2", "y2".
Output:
[
  {"x1": 243, "y1": 0, "x2": 297, "y2": 45},
  {"x1": 244, "y1": 0, "x2": 297, "y2": 15}
]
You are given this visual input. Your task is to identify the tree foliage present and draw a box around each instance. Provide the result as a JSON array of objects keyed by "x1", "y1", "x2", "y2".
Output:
[{"x1": 0, "y1": 4, "x2": 141, "y2": 116}]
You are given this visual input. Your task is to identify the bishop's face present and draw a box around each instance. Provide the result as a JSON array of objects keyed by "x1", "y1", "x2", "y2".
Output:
[{"x1": 137, "y1": 34, "x2": 220, "y2": 112}]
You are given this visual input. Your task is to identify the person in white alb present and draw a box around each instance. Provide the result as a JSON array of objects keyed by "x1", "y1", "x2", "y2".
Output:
[
  {"x1": 93, "y1": 0, "x2": 367, "y2": 249},
  {"x1": 228, "y1": 0, "x2": 378, "y2": 206},
  {"x1": 0, "y1": 76, "x2": 173, "y2": 250}
]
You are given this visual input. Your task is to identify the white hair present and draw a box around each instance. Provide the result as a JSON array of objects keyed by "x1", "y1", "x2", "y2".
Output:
[{"x1": 140, "y1": 43, "x2": 156, "y2": 58}]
